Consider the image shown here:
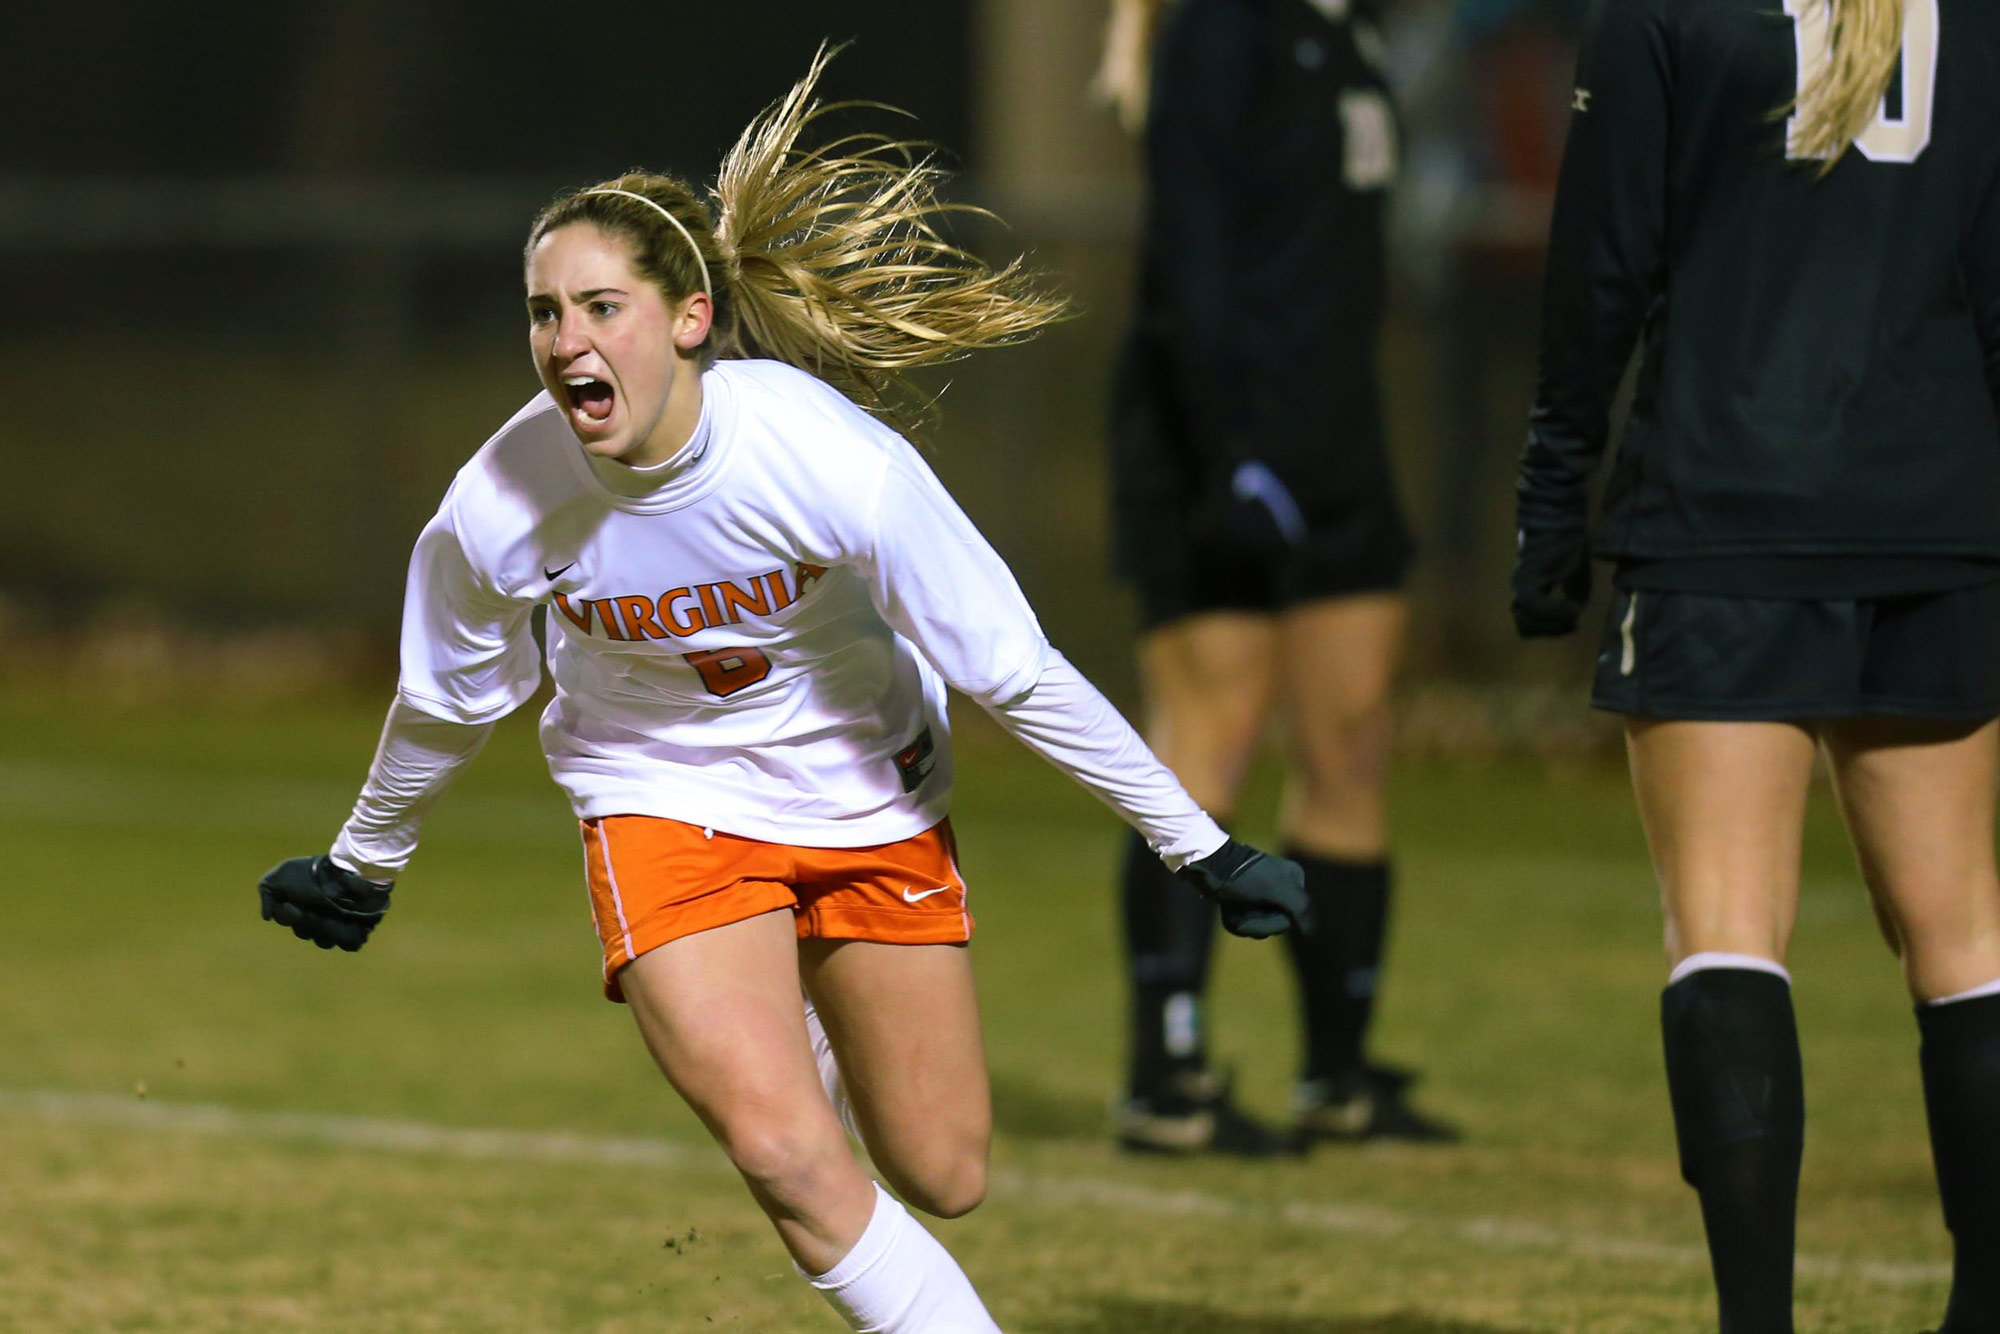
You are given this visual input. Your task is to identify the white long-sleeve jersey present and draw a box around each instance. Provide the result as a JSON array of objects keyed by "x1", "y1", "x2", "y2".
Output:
[{"x1": 334, "y1": 359, "x2": 1224, "y2": 879}]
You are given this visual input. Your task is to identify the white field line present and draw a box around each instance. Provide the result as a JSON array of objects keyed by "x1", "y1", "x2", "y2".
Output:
[
  {"x1": 0, "y1": 1088, "x2": 1947, "y2": 1288},
  {"x1": 0, "y1": 1088, "x2": 716, "y2": 1170}
]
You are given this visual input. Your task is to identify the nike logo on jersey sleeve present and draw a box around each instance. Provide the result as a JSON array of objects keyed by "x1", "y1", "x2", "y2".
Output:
[{"x1": 901, "y1": 885, "x2": 951, "y2": 903}]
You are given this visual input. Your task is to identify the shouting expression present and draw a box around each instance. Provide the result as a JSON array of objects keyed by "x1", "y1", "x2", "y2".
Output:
[{"x1": 525, "y1": 223, "x2": 711, "y2": 469}]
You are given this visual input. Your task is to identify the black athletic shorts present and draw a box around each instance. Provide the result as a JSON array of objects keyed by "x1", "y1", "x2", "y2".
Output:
[
  {"x1": 1124, "y1": 492, "x2": 1414, "y2": 631},
  {"x1": 1591, "y1": 583, "x2": 2000, "y2": 720}
]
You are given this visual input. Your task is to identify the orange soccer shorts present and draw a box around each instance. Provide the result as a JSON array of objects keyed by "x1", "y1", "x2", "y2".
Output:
[{"x1": 579, "y1": 815, "x2": 973, "y2": 1002}]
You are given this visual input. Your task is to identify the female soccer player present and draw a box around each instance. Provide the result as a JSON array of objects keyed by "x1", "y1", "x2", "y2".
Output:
[
  {"x1": 1516, "y1": 1, "x2": 2000, "y2": 1329},
  {"x1": 255, "y1": 51, "x2": 1309, "y2": 1333},
  {"x1": 1095, "y1": 0, "x2": 1451, "y2": 1153}
]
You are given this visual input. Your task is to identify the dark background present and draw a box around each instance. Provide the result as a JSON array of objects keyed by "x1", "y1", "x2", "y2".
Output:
[
  {"x1": 2, "y1": 5, "x2": 971, "y2": 177},
  {"x1": 0, "y1": 0, "x2": 1591, "y2": 708}
]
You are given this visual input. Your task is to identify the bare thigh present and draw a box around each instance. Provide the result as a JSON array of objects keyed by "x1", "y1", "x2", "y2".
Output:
[
  {"x1": 620, "y1": 910, "x2": 875, "y2": 1275},
  {"x1": 800, "y1": 938, "x2": 990, "y2": 1219},
  {"x1": 1275, "y1": 593, "x2": 1408, "y2": 859},
  {"x1": 1625, "y1": 718, "x2": 1819, "y2": 967},
  {"x1": 1824, "y1": 716, "x2": 2000, "y2": 1000},
  {"x1": 1137, "y1": 612, "x2": 1279, "y2": 815}
]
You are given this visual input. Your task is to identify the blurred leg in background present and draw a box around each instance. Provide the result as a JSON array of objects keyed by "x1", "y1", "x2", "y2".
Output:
[
  {"x1": 1277, "y1": 592, "x2": 1456, "y2": 1142},
  {"x1": 1114, "y1": 611, "x2": 1302, "y2": 1154}
]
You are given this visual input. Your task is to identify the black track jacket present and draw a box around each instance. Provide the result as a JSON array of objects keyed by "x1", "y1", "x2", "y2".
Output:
[{"x1": 1519, "y1": 0, "x2": 2000, "y2": 595}]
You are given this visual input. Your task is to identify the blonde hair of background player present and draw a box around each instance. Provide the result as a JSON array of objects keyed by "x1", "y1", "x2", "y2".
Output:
[
  {"x1": 1787, "y1": 0, "x2": 1912, "y2": 163},
  {"x1": 1097, "y1": 0, "x2": 1908, "y2": 162},
  {"x1": 1093, "y1": 0, "x2": 1169, "y2": 133},
  {"x1": 525, "y1": 44, "x2": 1070, "y2": 433}
]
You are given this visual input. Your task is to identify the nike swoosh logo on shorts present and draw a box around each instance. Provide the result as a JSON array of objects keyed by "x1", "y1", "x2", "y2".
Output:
[{"x1": 901, "y1": 885, "x2": 950, "y2": 903}]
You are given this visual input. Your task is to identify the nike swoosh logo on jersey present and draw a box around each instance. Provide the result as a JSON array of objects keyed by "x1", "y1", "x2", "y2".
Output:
[
  {"x1": 544, "y1": 561, "x2": 577, "y2": 582},
  {"x1": 901, "y1": 885, "x2": 950, "y2": 903}
]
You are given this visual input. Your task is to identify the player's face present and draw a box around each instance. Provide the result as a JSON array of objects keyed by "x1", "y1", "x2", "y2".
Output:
[{"x1": 525, "y1": 224, "x2": 709, "y2": 468}]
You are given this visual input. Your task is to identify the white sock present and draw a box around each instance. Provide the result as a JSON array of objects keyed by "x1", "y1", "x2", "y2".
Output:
[
  {"x1": 803, "y1": 994, "x2": 860, "y2": 1139},
  {"x1": 1668, "y1": 951, "x2": 1792, "y2": 988},
  {"x1": 807, "y1": 1183, "x2": 1001, "y2": 1333},
  {"x1": 1926, "y1": 975, "x2": 2000, "y2": 1006}
]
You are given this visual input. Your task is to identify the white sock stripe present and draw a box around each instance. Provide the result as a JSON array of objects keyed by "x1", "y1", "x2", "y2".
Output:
[
  {"x1": 1668, "y1": 952, "x2": 1792, "y2": 987},
  {"x1": 1926, "y1": 975, "x2": 2000, "y2": 1006}
]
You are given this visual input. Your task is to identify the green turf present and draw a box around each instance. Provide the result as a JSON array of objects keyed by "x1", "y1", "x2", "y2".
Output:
[{"x1": 0, "y1": 687, "x2": 1955, "y2": 1331}]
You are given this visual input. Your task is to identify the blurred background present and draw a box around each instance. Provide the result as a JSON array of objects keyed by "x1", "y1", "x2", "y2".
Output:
[
  {"x1": 3, "y1": 12, "x2": 1965, "y2": 1330},
  {"x1": 0, "y1": 0, "x2": 1599, "y2": 740}
]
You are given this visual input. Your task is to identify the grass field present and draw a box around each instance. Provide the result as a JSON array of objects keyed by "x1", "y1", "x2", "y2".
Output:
[{"x1": 0, "y1": 685, "x2": 1958, "y2": 1332}]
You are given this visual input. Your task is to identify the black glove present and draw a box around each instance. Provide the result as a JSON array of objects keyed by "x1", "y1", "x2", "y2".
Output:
[
  {"x1": 258, "y1": 854, "x2": 393, "y2": 952},
  {"x1": 1511, "y1": 525, "x2": 1592, "y2": 638},
  {"x1": 1175, "y1": 839, "x2": 1314, "y2": 939}
]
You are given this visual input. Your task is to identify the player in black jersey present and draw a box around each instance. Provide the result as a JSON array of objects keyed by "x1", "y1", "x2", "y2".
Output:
[
  {"x1": 1099, "y1": 0, "x2": 1451, "y2": 1155},
  {"x1": 1516, "y1": 0, "x2": 2000, "y2": 1329}
]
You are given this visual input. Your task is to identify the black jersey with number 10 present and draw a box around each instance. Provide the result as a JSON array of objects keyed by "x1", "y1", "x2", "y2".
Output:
[{"x1": 1520, "y1": 0, "x2": 2000, "y2": 594}]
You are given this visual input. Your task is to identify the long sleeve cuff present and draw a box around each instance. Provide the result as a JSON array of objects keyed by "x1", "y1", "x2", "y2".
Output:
[
  {"x1": 329, "y1": 696, "x2": 493, "y2": 882},
  {"x1": 981, "y1": 648, "x2": 1227, "y2": 869}
]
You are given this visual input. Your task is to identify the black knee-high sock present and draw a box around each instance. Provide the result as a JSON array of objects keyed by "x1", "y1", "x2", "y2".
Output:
[
  {"x1": 1281, "y1": 852, "x2": 1390, "y2": 1084},
  {"x1": 1917, "y1": 990, "x2": 2000, "y2": 1334},
  {"x1": 1661, "y1": 968, "x2": 1803, "y2": 1334},
  {"x1": 1120, "y1": 829, "x2": 1219, "y2": 1099}
]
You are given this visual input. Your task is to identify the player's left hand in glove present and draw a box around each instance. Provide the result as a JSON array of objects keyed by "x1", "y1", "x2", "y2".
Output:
[
  {"x1": 1511, "y1": 525, "x2": 1592, "y2": 638},
  {"x1": 258, "y1": 854, "x2": 392, "y2": 952},
  {"x1": 1175, "y1": 839, "x2": 1314, "y2": 939}
]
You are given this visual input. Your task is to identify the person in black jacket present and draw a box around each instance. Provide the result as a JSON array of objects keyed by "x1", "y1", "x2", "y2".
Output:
[
  {"x1": 1099, "y1": 0, "x2": 1454, "y2": 1154},
  {"x1": 1515, "y1": 0, "x2": 2000, "y2": 1329}
]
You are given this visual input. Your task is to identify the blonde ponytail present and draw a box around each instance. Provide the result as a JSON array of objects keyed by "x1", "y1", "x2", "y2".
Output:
[
  {"x1": 1787, "y1": 0, "x2": 1908, "y2": 166},
  {"x1": 712, "y1": 44, "x2": 1071, "y2": 429},
  {"x1": 527, "y1": 45, "x2": 1070, "y2": 434}
]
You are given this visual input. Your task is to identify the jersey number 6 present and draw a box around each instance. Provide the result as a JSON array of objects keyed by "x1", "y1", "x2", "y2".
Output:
[
  {"x1": 1784, "y1": 0, "x2": 1939, "y2": 164},
  {"x1": 684, "y1": 647, "x2": 773, "y2": 697}
]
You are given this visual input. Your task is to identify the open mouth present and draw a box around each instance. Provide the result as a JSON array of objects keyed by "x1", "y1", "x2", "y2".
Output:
[{"x1": 564, "y1": 375, "x2": 615, "y2": 426}]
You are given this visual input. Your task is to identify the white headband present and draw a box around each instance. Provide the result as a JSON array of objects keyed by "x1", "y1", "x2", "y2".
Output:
[{"x1": 579, "y1": 187, "x2": 713, "y2": 298}]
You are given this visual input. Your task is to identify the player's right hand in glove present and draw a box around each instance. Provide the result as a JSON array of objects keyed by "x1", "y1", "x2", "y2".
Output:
[
  {"x1": 1511, "y1": 525, "x2": 1592, "y2": 638},
  {"x1": 1175, "y1": 840, "x2": 1313, "y2": 939},
  {"x1": 258, "y1": 854, "x2": 393, "y2": 952}
]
